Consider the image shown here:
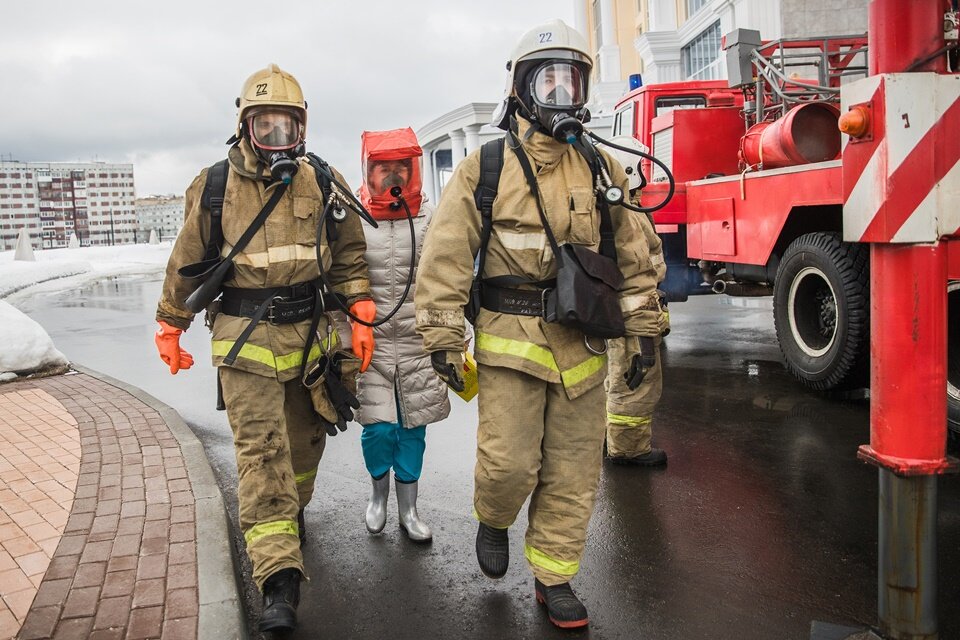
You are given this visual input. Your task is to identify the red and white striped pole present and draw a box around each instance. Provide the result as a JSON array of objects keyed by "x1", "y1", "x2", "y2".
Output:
[{"x1": 859, "y1": 2, "x2": 951, "y2": 638}]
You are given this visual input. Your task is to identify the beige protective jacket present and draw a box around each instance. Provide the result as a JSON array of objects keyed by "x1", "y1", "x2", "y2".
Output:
[
  {"x1": 639, "y1": 211, "x2": 666, "y2": 284},
  {"x1": 157, "y1": 140, "x2": 371, "y2": 382},
  {"x1": 415, "y1": 117, "x2": 662, "y2": 400}
]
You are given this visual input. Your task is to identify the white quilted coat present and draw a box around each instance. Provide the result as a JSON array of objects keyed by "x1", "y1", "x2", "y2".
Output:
[{"x1": 353, "y1": 200, "x2": 452, "y2": 427}]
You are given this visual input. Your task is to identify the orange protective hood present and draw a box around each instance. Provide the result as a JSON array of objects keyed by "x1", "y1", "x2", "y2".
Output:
[{"x1": 359, "y1": 127, "x2": 424, "y2": 220}]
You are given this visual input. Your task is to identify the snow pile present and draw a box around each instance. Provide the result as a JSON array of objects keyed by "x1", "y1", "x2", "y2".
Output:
[
  {"x1": 0, "y1": 242, "x2": 173, "y2": 378},
  {"x1": 0, "y1": 243, "x2": 172, "y2": 299},
  {"x1": 0, "y1": 301, "x2": 69, "y2": 379},
  {"x1": 0, "y1": 260, "x2": 91, "y2": 298}
]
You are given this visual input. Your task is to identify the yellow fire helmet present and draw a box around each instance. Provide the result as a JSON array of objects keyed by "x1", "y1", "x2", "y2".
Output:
[{"x1": 235, "y1": 64, "x2": 307, "y2": 140}]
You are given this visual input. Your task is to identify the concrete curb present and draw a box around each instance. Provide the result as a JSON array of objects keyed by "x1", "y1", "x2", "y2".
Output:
[{"x1": 72, "y1": 364, "x2": 248, "y2": 640}]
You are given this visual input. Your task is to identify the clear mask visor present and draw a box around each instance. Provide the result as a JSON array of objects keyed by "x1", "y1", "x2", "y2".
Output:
[
  {"x1": 364, "y1": 159, "x2": 414, "y2": 197},
  {"x1": 531, "y1": 62, "x2": 586, "y2": 108},
  {"x1": 249, "y1": 110, "x2": 303, "y2": 151}
]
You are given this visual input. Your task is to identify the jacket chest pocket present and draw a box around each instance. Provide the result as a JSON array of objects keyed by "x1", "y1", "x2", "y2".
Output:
[
  {"x1": 294, "y1": 196, "x2": 322, "y2": 245},
  {"x1": 567, "y1": 187, "x2": 598, "y2": 245}
]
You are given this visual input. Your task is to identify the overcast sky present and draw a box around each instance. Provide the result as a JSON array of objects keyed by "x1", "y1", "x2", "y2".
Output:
[{"x1": 2, "y1": 1, "x2": 573, "y2": 196}]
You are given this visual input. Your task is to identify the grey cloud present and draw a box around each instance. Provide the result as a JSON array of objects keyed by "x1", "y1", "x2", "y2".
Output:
[{"x1": 3, "y1": 1, "x2": 571, "y2": 195}]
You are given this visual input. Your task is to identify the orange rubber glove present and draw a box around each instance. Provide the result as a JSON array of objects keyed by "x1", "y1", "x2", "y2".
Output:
[
  {"x1": 155, "y1": 321, "x2": 194, "y2": 375},
  {"x1": 349, "y1": 300, "x2": 376, "y2": 373}
]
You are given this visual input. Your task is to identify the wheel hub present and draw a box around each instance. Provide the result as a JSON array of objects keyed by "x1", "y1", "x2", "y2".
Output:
[{"x1": 788, "y1": 266, "x2": 839, "y2": 358}]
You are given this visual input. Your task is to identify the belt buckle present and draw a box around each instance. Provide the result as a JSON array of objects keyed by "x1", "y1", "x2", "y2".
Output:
[
  {"x1": 267, "y1": 295, "x2": 283, "y2": 324},
  {"x1": 540, "y1": 287, "x2": 552, "y2": 319}
]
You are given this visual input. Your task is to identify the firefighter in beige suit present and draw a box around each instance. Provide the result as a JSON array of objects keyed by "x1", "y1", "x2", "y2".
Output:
[
  {"x1": 415, "y1": 20, "x2": 662, "y2": 629},
  {"x1": 153, "y1": 64, "x2": 372, "y2": 635},
  {"x1": 605, "y1": 135, "x2": 670, "y2": 465}
]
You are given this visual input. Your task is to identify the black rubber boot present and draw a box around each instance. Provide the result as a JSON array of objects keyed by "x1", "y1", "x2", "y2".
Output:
[
  {"x1": 535, "y1": 579, "x2": 589, "y2": 629},
  {"x1": 608, "y1": 447, "x2": 668, "y2": 467},
  {"x1": 475, "y1": 522, "x2": 509, "y2": 579},
  {"x1": 297, "y1": 509, "x2": 306, "y2": 546},
  {"x1": 259, "y1": 568, "x2": 301, "y2": 634}
]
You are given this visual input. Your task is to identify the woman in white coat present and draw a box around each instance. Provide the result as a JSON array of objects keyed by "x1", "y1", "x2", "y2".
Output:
[{"x1": 351, "y1": 128, "x2": 455, "y2": 542}]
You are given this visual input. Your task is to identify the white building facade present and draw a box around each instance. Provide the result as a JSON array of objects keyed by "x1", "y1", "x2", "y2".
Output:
[
  {"x1": 0, "y1": 161, "x2": 137, "y2": 250},
  {"x1": 573, "y1": 0, "x2": 868, "y2": 116},
  {"x1": 416, "y1": 103, "x2": 504, "y2": 205},
  {"x1": 135, "y1": 196, "x2": 184, "y2": 242}
]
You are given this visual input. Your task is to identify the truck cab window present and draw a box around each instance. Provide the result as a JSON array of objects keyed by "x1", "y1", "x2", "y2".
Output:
[
  {"x1": 611, "y1": 103, "x2": 635, "y2": 137},
  {"x1": 655, "y1": 96, "x2": 706, "y2": 117}
]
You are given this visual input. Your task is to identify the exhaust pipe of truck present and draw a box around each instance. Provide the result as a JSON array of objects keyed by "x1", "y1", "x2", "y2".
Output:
[{"x1": 712, "y1": 280, "x2": 773, "y2": 297}]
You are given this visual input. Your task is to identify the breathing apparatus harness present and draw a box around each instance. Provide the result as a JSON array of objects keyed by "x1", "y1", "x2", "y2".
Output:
[
  {"x1": 177, "y1": 149, "x2": 419, "y2": 410},
  {"x1": 468, "y1": 119, "x2": 675, "y2": 360}
]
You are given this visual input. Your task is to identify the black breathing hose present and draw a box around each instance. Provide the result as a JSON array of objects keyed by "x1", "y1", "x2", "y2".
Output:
[
  {"x1": 305, "y1": 153, "x2": 380, "y2": 228},
  {"x1": 587, "y1": 130, "x2": 676, "y2": 214},
  {"x1": 314, "y1": 185, "x2": 418, "y2": 328}
]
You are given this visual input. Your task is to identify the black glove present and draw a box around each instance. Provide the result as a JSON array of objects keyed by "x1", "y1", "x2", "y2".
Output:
[
  {"x1": 322, "y1": 353, "x2": 361, "y2": 435},
  {"x1": 624, "y1": 336, "x2": 657, "y2": 391},
  {"x1": 431, "y1": 351, "x2": 465, "y2": 392}
]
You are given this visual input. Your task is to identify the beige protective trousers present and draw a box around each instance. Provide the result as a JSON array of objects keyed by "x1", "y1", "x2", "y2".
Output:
[
  {"x1": 220, "y1": 367, "x2": 327, "y2": 589},
  {"x1": 604, "y1": 336, "x2": 663, "y2": 457},
  {"x1": 474, "y1": 363, "x2": 606, "y2": 586}
]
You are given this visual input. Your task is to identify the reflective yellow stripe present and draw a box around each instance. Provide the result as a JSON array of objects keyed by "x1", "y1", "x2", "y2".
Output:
[
  {"x1": 476, "y1": 333, "x2": 559, "y2": 372},
  {"x1": 224, "y1": 243, "x2": 317, "y2": 268},
  {"x1": 560, "y1": 353, "x2": 607, "y2": 387},
  {"x1": 606, "y1": 413, "x2": 652, "y2": 427},
  {"x1": 212, "y1": 331, "x2": 336, "y2": 373},
  {"x1": 472, "y1": 508, "x2": 512, "y2": 528},
  {"x1": 496, "y1": 230, "x2": 547, "y2": 251},
  {"x1": 296, "y1": 468, "x2": 317, "y2": 484},
  {"x1": 244, "y1": 519, "x2": 299, "y2": 545},
  {"x1": 524, "y1": 544, "x2": 579, "y2": 576},
  {"x1": 476, "y1": 332, "x2": 606, "y2": 387}
]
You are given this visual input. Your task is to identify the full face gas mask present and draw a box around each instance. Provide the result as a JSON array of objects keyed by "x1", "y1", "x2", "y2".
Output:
[
  {"x1": 359, "y1": 128, "x2": 424, "y2": 221},
  {"x1": 518, "y1": 59, "x2": 590, "y2": 144},
  {"x1": 246, "y1": 108, "x2": 306, "y2": 184}
]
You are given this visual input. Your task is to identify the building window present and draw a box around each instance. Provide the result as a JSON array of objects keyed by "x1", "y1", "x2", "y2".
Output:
[
  {"x1": 682, "y1": 21, "x2": 722, "y2": 79},
  {"x1": 686, "y1": 0, "x2": 708, "y2": 16}
]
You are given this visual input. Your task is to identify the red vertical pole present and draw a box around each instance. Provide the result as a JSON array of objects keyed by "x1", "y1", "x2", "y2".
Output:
[
  {"x1": 869, "y1": 243, "x2": 949, "y2": 470},
  {"x1": 861, "y1": 2, "x2": 952, "y2": 638}
]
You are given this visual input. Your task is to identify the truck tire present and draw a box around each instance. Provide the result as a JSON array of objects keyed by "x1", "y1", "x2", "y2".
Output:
[
  {"x1": 948, "y1": 282, "x2": 960, "y2": 436},
  {"x1": 773, "y1": 233, "x2": 869, "y2": 391}
]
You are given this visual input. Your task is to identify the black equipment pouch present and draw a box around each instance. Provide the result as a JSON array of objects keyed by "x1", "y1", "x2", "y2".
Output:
[
  {"x1": 508, "y1": 133, "x2": 626, "y2": 339},
  {"x1": 467, "y1": 137, "x2": 505, "y2": 324},
  {"x1": 543, "y1": 243, "x2": 625, "y2": 338}
]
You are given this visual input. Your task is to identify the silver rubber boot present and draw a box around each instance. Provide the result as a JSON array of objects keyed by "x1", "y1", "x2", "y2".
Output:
[
  {"x1": 395, "y1": 479, "x2": 432, "y2": 542},
  {"x1": 365, "y1": 474, "x2": 390, "y2": 534}
]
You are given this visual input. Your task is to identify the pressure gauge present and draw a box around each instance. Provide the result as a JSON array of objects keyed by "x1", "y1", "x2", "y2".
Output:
[{"x1": 603, "y1": 185, "x2": 624, "y2": 205}]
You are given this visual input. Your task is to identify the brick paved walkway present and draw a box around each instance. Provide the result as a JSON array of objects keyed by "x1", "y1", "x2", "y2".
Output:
[
  {"x1": 0, "y1": 372, "x2": 206, "y2": 640},
  {"x1": 0, "y1": 389, "x2": 81, "y2": 637}
]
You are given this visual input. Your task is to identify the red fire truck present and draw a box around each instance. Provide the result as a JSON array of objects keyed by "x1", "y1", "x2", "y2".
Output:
[{"x1": 611, "y1": 31, "x2": 960, "y2": 433}]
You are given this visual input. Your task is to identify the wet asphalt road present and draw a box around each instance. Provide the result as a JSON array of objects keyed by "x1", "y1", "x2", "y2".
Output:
[{"x1": 13, "y1": 275, "x2": 960, "y2": 640}]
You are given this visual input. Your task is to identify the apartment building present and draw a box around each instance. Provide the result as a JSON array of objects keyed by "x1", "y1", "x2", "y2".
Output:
[
  {"x1": 0, "y1": 161, "x2": 136, "y2": 250},
  {"x1": 135, "y1": 196, "x2": 184, "y2": 242}
]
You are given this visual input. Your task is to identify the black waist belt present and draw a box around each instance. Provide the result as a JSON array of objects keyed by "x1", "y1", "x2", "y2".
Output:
[
  {"x1": 480, "y1": 282, "x2": 553, "y2": 318},
  {"x1": 220, "y1": 284, "x2": 342, "y2": 325}
]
